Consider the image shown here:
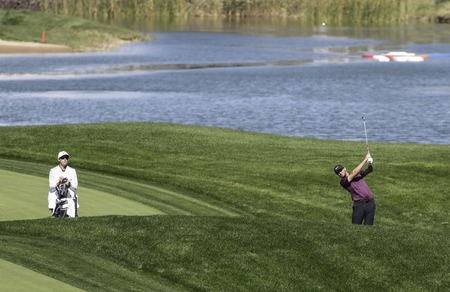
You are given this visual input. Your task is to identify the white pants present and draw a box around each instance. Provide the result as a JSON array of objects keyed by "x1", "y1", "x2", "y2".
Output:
[{"x1": 48, "y1": 190, "x2": 79, "y2": 218}]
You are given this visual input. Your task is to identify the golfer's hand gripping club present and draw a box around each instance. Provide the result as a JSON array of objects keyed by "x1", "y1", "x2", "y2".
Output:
[{"x1": 365, "y1": 152, "x2": 373, "y2": 165}]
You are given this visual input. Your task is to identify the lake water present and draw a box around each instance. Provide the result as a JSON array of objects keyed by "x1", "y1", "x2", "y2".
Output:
[{"x1": 0, "y1": 21, "x2": 449, "y2": 144}]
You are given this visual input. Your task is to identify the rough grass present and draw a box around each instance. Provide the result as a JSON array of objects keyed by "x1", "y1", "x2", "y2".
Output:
[{"x1": 0, "y1": 123, "x2": 449, "y2": 291}]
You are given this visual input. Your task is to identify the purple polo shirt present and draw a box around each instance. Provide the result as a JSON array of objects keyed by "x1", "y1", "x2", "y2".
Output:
[{"x1": 340, "y1": 170, "x2": 373, "y2": 202}]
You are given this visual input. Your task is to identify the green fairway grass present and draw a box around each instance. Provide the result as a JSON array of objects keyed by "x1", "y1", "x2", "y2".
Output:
[
  {"x1": 0, "y1": 258, "x2": 83, "y2": 291},
  {"x1": 0, "y1": 168, "x2": 163, "y2": 221},
  {"x1": 0, "y1": 123, "x2": 449, "y2": 291}
]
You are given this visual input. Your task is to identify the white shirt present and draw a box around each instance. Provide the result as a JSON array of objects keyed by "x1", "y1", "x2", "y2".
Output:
[{"x1": 49, "y1": 165, "x2": 78, "y2": 194}]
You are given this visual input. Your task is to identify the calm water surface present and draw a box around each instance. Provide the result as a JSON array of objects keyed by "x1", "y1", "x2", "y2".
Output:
[{"x1": 0, "y1": 22, "x2": 449, "y2": 144}]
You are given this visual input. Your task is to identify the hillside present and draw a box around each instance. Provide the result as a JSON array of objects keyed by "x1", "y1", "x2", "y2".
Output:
[
  {"x1": 0, "y1": 8, "x2": 145, "y2": 52},
  {"x1": 0, "y1": 123, "x2": 449, "y2": 290}
]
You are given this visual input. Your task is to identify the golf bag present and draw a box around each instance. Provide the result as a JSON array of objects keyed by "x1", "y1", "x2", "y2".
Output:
[{"x1": 51, "y1": 181, "x2": 77, "y2": 218}]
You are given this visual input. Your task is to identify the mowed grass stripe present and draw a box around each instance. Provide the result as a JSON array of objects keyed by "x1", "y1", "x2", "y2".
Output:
[
  {"x1": 79, "y1": 169, "x2": 242, "y2": 217},
  {"x1": 0, "y1": 230, "x2": 183, "y2": 292},
  {"x1": 0, "y1": 169, "x2": 163, "y2": 221},
  {"x1": 0, "y1": 258, "x2": 83, "y2": 292},
  {"x1": 0, "y1": 157, "x2": 242, "y2": 217}
]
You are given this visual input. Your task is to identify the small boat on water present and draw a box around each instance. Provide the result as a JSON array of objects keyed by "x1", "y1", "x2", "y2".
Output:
[{"x1": 362, "y1": 52, "x2": 428, "y2": 62}]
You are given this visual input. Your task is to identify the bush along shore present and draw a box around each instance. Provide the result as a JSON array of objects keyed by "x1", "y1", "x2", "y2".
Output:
[{"x1": 1, "y1": 0, "x2": 450, "y2": 25}]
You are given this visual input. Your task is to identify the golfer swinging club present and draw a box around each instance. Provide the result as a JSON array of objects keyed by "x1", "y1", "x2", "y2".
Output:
[{"x1": 334, "y1": 152, "x2": 376, "y2": 225}]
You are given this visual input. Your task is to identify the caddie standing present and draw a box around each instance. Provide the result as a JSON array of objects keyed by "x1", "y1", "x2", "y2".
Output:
[{"x1": 48, "y1": 151, "x2": 79, "y2": 218}]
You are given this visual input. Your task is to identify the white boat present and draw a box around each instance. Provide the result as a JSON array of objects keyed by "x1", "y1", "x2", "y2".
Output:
[
  {"x1": 385, "y1": 52, "x2": 416, "y2": 57},
  {"x1": 391, "y1": 56, "x2": 426, "y2": 62},
  {"x1": 372, "y1": 55, "x2": 391, "y2": 62},
  {"x1": 362, "y1": 52, "x2": 428, "y2": 62}
]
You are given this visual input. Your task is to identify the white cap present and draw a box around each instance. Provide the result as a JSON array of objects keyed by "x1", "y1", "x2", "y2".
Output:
[{"x1": 58, "y1": 151, "x2": 70, "y2": 160}]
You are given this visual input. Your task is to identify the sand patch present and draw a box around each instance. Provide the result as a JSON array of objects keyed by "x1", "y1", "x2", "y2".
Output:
[{"x1": 0, "y1": 39, "x2": 72, "y2": 54}]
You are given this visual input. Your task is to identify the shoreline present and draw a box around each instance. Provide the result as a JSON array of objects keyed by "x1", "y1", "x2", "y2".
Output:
[
  {"x1": 0, "y1": 39, "x2": 72, "y2": 54},
  {"x1": 0, "y1": 38, "x2": 134, "y2": 55}
]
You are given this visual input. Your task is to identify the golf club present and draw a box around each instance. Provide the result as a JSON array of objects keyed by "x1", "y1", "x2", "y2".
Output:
[{"x1": 362, "y1": 116, "x2": 370, "y2": 153}]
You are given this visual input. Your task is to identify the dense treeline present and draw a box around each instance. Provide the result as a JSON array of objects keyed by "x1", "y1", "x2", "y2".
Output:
[{"x1": 1, "y1": 0, "x2": 449, "y2": 25}]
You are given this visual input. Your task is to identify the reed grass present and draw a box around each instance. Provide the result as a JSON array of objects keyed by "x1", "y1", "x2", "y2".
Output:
[{"x1": 37, "y1": 0, "x2": 440, "y2": 25}]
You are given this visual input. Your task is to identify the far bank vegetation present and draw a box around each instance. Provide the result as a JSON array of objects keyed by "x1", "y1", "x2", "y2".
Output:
[{"x1": 32, "y1": 0, "x2": 449, "y2": 25}]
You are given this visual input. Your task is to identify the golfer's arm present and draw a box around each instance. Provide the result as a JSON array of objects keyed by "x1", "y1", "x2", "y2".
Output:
[
  {"x1": 366, "y1": 164, "x2": 373, "y2": 174},
  {"x1": 348, "y1": 158, "x2": 368, "y2": 181}
]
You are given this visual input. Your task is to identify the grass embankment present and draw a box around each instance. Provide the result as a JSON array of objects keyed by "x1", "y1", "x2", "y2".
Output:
[
  {"x1": 0, "y1": 8, "x2": 146, "y2": 52},
  {"x1": 0, "y1": 123, "x2": 449, "y2": 291}
]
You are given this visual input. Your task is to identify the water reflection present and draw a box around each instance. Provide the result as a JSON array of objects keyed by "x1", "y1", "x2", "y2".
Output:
[{"x1": 117, "y1": 17, "x2": 450, "y2": 44}]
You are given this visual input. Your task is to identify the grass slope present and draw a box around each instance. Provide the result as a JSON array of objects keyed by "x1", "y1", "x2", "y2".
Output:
[
  {"x1": 0, "y1": 9, "x2": 145, "y2": 51},
  {"x1": 0, "y1": 123, "x2": 449, "y2": 291}
]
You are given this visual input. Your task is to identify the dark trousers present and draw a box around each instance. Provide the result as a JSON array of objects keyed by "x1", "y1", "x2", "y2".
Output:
[{"x1": 352, "y1": 199, "x2": 376, "y2": 225}]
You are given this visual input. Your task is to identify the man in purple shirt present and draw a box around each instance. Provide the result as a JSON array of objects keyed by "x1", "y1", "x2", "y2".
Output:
[{"x1": 334, "y1": 153, "x2": 376, "y2": 225}]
